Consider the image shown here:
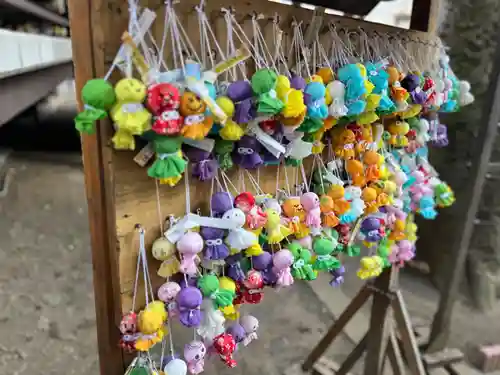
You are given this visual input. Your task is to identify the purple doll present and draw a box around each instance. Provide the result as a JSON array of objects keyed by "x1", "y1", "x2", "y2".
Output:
[
  {"x1": 227, "y1": 80, "x2": 253, "y2": 103},
  {"x1": 211, "y1": 192, "x2": 234, "y2": 218},
  {"x1": 360, "y1": 217, "x2": 383, "y2": 245},
  {"x1": 290, "y1": 75, "x2": 306, "y2": 90},
  {"x1": 251, "y1": 251, "x2": 277, "y2": 286},
  {"x1": 234, "y1": 98, "x2": 256, "y2": 124},
  {"x1": 177, "y1": 286, "x2": 203, "y2": 327},
  {"x1": 225, "y1": 253, "x2": 246, "y2": 282},
  {"x1": 177, "y1": 231, "x2": 204, "y2": 276},
  {"x1": 401, "y1": 74, "x2": 426, "y2": 105},
  {"x1": 389, "y1": 240, "x2": 415, "y2": 267},
  {"x1": 180, "y1": 276, "x2": 198, "y2": 289},
  {"x1": 330, "y1": 265, "x2": 345, "y2": 287},
  {"x1": 232, "y1": 135, "x2": 263, "y2": 169},
  {"x1": 226, "y1": 323, "x2": 246, "y2": 346},
  {"x1": 184, "y1": 147, "x2": 219, "y2": 181},
  {"x1": 430, "y1": 124, "x2": 449, "y2": 148},
  {"x1": 200, "y1": 226, "x2": 229, "y2": 261}
]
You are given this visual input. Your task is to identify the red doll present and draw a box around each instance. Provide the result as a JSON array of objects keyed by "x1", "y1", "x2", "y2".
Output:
[
  {"x1": 234, "y1": 192, "x2": 268, "y2": 230},
  {"x1": 335, "y1": 224, "x2": 351, "y2": 246},
  {"x1": 234, "y1": 270, "x2": 264, "y2": 305},
  {"x1": 147, "y1": 83, "x2": 183, "y2": 135},
  {"x1": 119, "y1": 312, "x2": 138, "y2": 352},
  {"x1": 213, "y1": 333, "x2": 237, "y2": 368}
]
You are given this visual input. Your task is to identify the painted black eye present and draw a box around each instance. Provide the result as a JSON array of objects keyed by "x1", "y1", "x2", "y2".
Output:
[{"x1": 195, "y1": 354, "x2": 200, "y2": 360}]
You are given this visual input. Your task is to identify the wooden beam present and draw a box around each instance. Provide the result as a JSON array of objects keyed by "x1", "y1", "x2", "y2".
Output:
[
  {"x1": 427, "y1": 18, "x2": 500, "y2": 354},
  {"x1": 67, "y1": 0, "x2": 125, "y2": 374},
  {"x1": 409, "y1": 0, "x2": 439, "y2": 32}
]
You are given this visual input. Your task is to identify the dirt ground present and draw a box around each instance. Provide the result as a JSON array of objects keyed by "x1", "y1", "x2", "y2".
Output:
[{"x1": 0, "y1": 102, "x2": 499, "y2": 375}]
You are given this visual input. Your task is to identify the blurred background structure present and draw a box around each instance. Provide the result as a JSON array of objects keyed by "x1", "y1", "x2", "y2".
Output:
[{"x1": 2, "y1": 1, "x2": 500, "y2": 374}]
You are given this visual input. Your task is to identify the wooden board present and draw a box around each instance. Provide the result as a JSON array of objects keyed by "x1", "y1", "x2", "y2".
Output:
[{"x1": 68, "y1": 1, "x2": 437, "y2": 374}]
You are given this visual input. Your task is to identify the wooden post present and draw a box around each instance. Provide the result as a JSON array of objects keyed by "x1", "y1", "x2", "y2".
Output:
[{"x1": 67, "y1": 1, "x2": 128, "y2": 374}]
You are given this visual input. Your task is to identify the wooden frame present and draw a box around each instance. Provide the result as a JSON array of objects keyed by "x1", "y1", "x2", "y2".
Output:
[{"x1": 67, "y1": 1, "x2": 437, "y2": 374}]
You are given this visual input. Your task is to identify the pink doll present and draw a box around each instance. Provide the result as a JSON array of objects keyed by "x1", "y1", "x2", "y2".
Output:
[
  {"x1": 389, "y1": 240, "x2": 415, "y2": 267},
  {"x1": 177, "y1": 231, "x2": 204, "y2": 276},
  {"x1": 184, "y1": 340, "x2": 207, "y2": 375},
  {"x1": 158, "y1": 281, "x2": 181, "y2": 318},
  {"x1": 300, "y1": 192, "x2": 321, "y2": 228},
  {"x1": 240, "y1": 315, "x2": 259, "y2": 346},
  {"x1": 272, "y1": 249, "x2": 294, "y2": 288}
]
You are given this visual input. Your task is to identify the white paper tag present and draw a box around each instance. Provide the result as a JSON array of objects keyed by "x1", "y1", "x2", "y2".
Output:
[{"x1": 165, "y1": 213, "x2": 239, "y2": 243}]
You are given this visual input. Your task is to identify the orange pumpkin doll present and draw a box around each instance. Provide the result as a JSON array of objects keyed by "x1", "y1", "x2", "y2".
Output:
[
  {"x1": 319, "y1": 195, "x2": 340, "y2": 227},
  {"x1": 179, "y1": 91, "x2": 213, "y2": 140}
]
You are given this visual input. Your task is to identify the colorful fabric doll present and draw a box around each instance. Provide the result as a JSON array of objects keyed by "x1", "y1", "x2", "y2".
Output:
[
  {"x1": 152, "y1": 236, "x2": 180, "y2": 278},
  {"x1": 135, "y1": 302, "x2": 166, "y2": 351},
  {"x1": 214, "y1": 139, "x2": 235, "y2": 171},
  {"x1": 251, "y1": 68, "x2": 284, "y2": 115},
  {"x1": 301, "y1": 192, "x2": 322, "y2": 229},
  {"x1": 74, "y1": 78, "x2": 116, "y2": 134},
  {"x1": 148, "y1": 136, "x2": 187, "y2": 186},
  {"x1": 147, "y1": 83, "x2": 183, "y2": 135},
  {"x1": 216, "y1": 96, "x2": 245, "y2": 141},
  {"x1": 389, "y1": 240, "x2": 415, "y2": 267},
  {"x1": 227, "y1": 80, "x2": 253, "y2": 103},
  {"x1": 111, "y1": 78, "x2": 151, "y2": 150},
  {"x1": 335, "y1": 129, "x2": 357, "y2": 159},
  {"x1": 176, "y1": 286, "x2": 203, "y2": 328},
  {"x1": 119, "y1": 312, "x2": 138, "y2": 353},
  {"x1": 327, "y1": 80, "x2": 348, "y2": 118},
  {"x1": 213, "y1": 333, "x2": 237, "y2": 368},
  {"x1": 234, "y1": 270, "x2": 264, "y2": 305},
  {"x1": 401, "y1": 74, "x2": 426, "y2": 105},
  {"x1": 313, "y1": 237, "x2": 340, "y2": 271},
  {"x1": 158, "y1": 281, "x2": 181, "y2": 318},
  {"x1": 232, "y1": 135, "x2": 263, "y2": 169},
  {"x1": 240, "y1": 315, "x2": 259, "y2": 346},
  {"x1": 184, "y1": 146, "x2": 218, "y2": 182},
  {"x1": 330, "y1": 265, "x2": 345, "y2": 287},
  {"x1": 164, "y1": 358, "x2": 188, "y2": 375},
  {"x1": 320, "y1": 195, "x2": 339, "y2": 227},
  {"x1": 179, "y1": 91, "x2": 213, "y2": 140},
  {"x1": 197, "y1": 274, "x2": 235, "y2": 310},
  {"x1": 360, "y1": 217, "x2": 384, "y2": 248},
  {"x1": 282, "y1": 197, "x2": 310, "y2": 239},
  {"x1": 434, "y1": 182, "x2": 455, "y2": 207},
  {"x1": 264, "y1": 208, "x2": 292, "y2": 244},
  {"x1": 305, "y1": 82, "x2": 328, "y2": 119},
  {"x1": 211, "y1": 191, "x2": 234, "y2": 218},
  {"x1": 177, "y1": 231, "x2": 204, "y2": 276},
  {"x1": 357, "y1": 256, "x2": 384, "y2": 279},
  {"x1": 197, "y1": 298, "x2": 226, "y2": 342},
  {"x1": 272, "y1": 249, "x2": 294, "y2": 288},
  {"x1": 225, "y1": 253, "x2": 246, "y2": 283},
  {"x1": 327, "y1": 185, "x2": 351, "y2": 216},
  {"x1": 252, "y1": 252, "x2": 277, "y2": 286},
  {"x1": 288, "y1": 243, "x2": 316, "y2": 281},
  {"x1": 234, "y1": 192, "x2": 268, "y2": 230},
  {"x1": 222, "y1": 208, "x2": 258, "y2": 251},
  {"x1": 226, "y1": 323, "x2": 247, "y2": 347},
  {"x1": 184, "y1": 341, "x2": 206, "y2": 375},
  {"x1": 200, "y1": 227, "x2": 230, "y2": 261},
  {"x1": 234, "y1": 98, "x2": 256, "y2": 124}
]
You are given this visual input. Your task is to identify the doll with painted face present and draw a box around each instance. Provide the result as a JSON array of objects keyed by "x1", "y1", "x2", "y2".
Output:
[
  {"x1": 234, "y1": 192, "x2": 267, "y2": 230},
  {"x1": 147, "y1": 83, "x2": 183, "y2": 135},
  {"x1": 282, "y1": 197, "x2": 310, "y2": 239},
  {"x1": 179, "y1": 91, "x2": 214, "y2": 140}
]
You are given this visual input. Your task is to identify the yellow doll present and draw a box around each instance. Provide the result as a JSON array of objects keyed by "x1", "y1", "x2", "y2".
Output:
[
  {"x1": 179, "y1": 91, "x2": 213, "y2": 140},
  {"x1": 282, "y1": 197, "x2": 310, "y2": 239},
  {"x1": 111, "y1": 78, "x2": 151, "y2": 150},
  {"x1": 386, "y1": 119, "x2": 410, "y2": 147},
  {"x1": 357, "y1": 93, "x2": 381, "y2": 125},
  {"x1": 327, "y1": 184, "x2": 350, "y2": 215},
  {"x1": 152, "y1": 236, "x2": 180, "y2": 279},
  {"x1": 219, "y1": 277, "x2": 239, "y2": 320},
  {"x1": 135, "y1": 303, "x2": 167, "y2": 351},
  {"x1": 217, "y1": 96, "x2": 245, "y2": 141},
  {"x1": 357, "y1": 256, "x2": 384, "y2": 280},
  {"x1": 316, "y1": 67, "x2": 334, "y2": 85},
  {"x1": 159, "y1": 175, "x2": 183, "y2": 187},
  {"x1": 264, "y1": 208, "x2": 292, "y2": 244},
  {"x1": 335, "y1": 129, "x2": 356, "y2": 159}
]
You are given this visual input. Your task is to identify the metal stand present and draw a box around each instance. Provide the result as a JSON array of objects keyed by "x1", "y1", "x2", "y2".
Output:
[{"x1": 299, "y1": 267, "x2": 426, "y2": 375}]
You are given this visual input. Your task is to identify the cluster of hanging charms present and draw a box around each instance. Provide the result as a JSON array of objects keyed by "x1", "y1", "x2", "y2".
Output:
[{"x1": 74, "y1": 1, "x2": 475, "y2": 374}]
